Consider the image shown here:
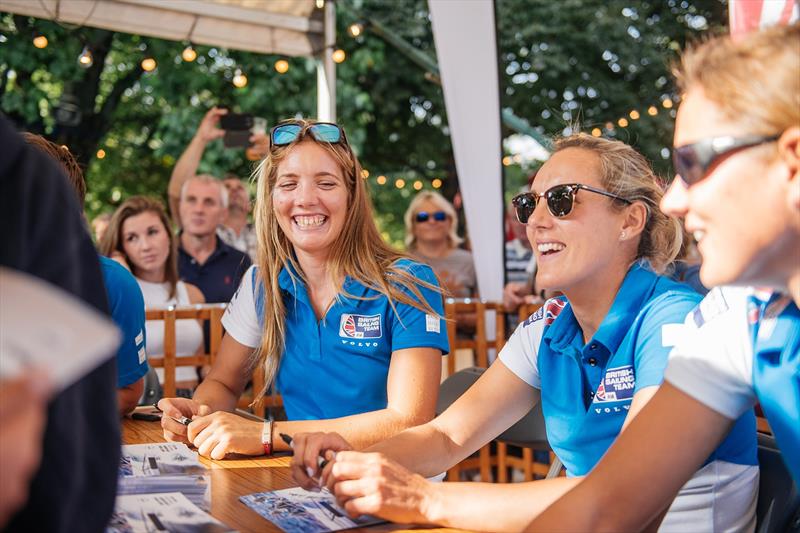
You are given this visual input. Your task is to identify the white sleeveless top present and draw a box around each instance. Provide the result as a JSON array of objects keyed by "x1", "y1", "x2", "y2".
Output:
[{"x1": 137, "y1": 279, "x2": 204, "y2": 383}]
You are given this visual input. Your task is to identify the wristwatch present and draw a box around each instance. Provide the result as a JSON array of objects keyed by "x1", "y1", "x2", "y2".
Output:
[{"x1": 261, "y1": 419, "x2": 274, "y2": 456}]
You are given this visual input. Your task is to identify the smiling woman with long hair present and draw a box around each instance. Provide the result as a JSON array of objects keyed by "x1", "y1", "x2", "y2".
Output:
[
  {"x1": 289, "y1": 133, "x2": 758, "y2": 531},
  {"x1": 156, "y1": 120, "x2": 449, "y2": 460}
]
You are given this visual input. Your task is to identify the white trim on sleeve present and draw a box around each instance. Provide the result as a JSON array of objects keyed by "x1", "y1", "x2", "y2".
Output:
[{"x1": 221, "y1": 265, "x2": 263, "y2": 348}]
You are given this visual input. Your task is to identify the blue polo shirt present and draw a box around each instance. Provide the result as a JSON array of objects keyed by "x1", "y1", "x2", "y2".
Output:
[
  {"x1": 222, "y1": 259, "x2": 449, "y2": 420},
  {"x1": 666, "y1": 287, "x2": 798, "y2": 481},
  {"x1": 99, "y1": 256, "x2": 148, "y2": 388},
  {"x1": 178, "y1": 236, "x2": 251, "y2": 304},
  {"x1": 500, "y1": 263, "x2": 757, "y2": 476}
]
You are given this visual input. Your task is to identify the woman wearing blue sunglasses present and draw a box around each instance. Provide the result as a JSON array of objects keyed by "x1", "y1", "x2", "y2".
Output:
[
  {"x1": 530, "y1": 23, "x2": 800, "y2": 532},
  {"x1": 157, "y1": 120, "x2": 449, "y2": 462},
  {"x1": 290, "y1": 134, "x2": 758, "y2": 531},
  {"x1": 404, "y1": 191, "x2": 477, "y2": 300}
]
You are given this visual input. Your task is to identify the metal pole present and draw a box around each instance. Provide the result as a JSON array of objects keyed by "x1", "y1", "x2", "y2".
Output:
[{"x1": 316, "y1": 0, "x2": 336, "y2": 121}]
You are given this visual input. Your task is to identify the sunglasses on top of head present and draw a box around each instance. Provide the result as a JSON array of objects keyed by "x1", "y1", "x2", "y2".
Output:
[
  {"x1": 512, "y1": 183, "x2": 632, "y2": 224},
  {"x1": 415, "y1": 211, "x2": 448, "y2": 223},
  {"x1": 672, "y1": 133, "x2": 780, "y2": 186},
  {"x1": 269, "y1": 121, "x2": 348, "y2": 149}
]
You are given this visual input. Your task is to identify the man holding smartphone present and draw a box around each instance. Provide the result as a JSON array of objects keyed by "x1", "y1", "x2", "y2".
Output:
[{"x1": 168, "y1": 107, "x2": 264, "y2": 261}]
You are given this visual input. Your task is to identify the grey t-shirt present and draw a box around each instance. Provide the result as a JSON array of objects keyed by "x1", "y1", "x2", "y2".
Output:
[{"x1": 412, "y1": 248, "x2": 477, "y2": 298}]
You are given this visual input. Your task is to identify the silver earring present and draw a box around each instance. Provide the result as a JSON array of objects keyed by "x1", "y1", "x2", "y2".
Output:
[{"x1": 620, "y1": 231, "x2": 626, "y2": 239}]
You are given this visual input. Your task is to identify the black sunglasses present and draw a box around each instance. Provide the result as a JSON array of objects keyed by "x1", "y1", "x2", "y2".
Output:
[
  {"x1": 415, "y1": 211, "x2": 448, "y2": 223},
  {"x1": 672, "y1": 134, "x2": 780, "y2": 186},
  {"x1": 512, "y1": 183, "x2": 632, "y2": 223},
  {"x1": 270, "y1": 121, "x2": 348, "y2": 148}
]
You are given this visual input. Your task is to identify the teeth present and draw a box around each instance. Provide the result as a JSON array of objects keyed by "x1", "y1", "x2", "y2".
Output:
[
  {"x1": 294, "y1": 215, "x2": 326, "y2": 228},
  {"x1": 537, "y1": 242, "x2": 566, "y2": 253},
  {"x1": 692, "y1": 230, "x2": 705, "y2": 242}
]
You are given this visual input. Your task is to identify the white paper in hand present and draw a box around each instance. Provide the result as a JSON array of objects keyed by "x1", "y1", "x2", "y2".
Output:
[{"x1": 0, "y1": 267, "x2": 120, "y2": 392}]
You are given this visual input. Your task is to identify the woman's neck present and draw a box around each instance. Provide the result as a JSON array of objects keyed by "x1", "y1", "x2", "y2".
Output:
[
  {"x1": 294, "y1": 249, "x2": 338, "y2": 319},
  {"x1": 415, "y1": 238, "x2": 451, "y2": 259},
  {"x1": 788, "y1": 269, "x2": 800, "y2": 308},
  {"x1": 564, "y1": 263, "x2": 630, "y2": 344},
  {"x1": 134, "y1": 265, "x2": 167, "y2": 284}
]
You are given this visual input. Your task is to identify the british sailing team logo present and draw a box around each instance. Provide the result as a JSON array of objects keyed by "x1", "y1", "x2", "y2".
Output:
[{"x1": 339, "y1": 314, "x2": 382, "y2": 339}]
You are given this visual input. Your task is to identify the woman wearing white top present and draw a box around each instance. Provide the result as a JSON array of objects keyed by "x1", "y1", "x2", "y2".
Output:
[{"x1": 101, "y1": 196, "x2": 205, "y2": 389}]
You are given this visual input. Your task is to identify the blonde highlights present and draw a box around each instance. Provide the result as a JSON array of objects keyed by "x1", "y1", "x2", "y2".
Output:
[
  {"x1": 251, "y1": 120, "x2": 442, "y2": 398},
  {"x1": 553, "y1": 134, "x2": 682, "y2": 273},
  {"x1": 675, "y1": 24, "x2": 800, "y2": 137}
]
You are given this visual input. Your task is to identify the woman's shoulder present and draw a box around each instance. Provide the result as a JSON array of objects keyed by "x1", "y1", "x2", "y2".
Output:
[
  {"x1": 181, "y1": 282, "x2": 205, "y2": 305},
  {"x1": 387, "y1": 257, "x2": 438, "y2": 282}
]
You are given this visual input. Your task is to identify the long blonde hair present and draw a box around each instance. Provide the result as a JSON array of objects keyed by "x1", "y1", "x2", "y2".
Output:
[
  {"x1": 251, "y1": 120, "x2": 442, "y2": 397},
  {"x1": 675, "y1": 24, "x2": 800, "y2": 138},
  {"x1": 99, "y1": 196, "x2": 179, "y2": 299},
  {"x1": 553, "y1": 134, "x2": 683, "y2": 273},
  {"x1": 404, "y1": 190, "x2": 463, "y2": 250}
]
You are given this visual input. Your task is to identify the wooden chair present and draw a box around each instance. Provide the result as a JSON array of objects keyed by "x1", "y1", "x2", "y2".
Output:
[
  {"x1": 444, "y1": 298, "x2": 506, "y2": 377},
  {"x1": 145, "y1": 304, "x2": 277, "y2": 415}
]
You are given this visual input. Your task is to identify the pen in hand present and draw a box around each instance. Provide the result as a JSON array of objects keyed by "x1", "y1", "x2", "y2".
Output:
[
  {"x1": 280, "y1": 433, "x2": 335, "y2": 476},
  {"x1": 152, "y1": 403, "x2": 192, "y2": 426}
]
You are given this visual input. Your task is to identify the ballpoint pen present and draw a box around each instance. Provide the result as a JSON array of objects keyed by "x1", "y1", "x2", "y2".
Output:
[{"x1": 280, "y1": 433, "x2": 334, "y2": 471}]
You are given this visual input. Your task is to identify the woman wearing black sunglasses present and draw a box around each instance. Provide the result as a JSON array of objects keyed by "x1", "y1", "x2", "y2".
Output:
[
  {"x1": 531, "y1": 24, "x2": 799, "y2": 532},
  {"x1": 291, "y1": 134, "x2": 757, "y2": 530},
  {"x1": 156, "y1": 120, "x2": 449, "y2": 465}
]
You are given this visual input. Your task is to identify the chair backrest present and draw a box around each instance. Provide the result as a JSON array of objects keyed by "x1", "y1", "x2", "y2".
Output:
[
  {"x1": 517, "y1": 302, "x2": 544, "y2": 325},
  {"x1": 145, "y1": 304, "x2": 226, "y2": 399},
  {"x1": 756, "y1": 432, "x2": 800, "y2": 533},
  {"x1": 443, "y1": 299, "x2": 505, "y2": 376},
  {"x1": 436, "y1": 366, "x2": 485, "y2": 416}
]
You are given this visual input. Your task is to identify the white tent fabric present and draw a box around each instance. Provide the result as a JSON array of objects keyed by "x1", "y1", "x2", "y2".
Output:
[
  {"x1": 429, "y1": 0, "x2": 504, "y2": 301},
  {"x1": 2, "y1": 0, "x2": 324, "y2": 56}
]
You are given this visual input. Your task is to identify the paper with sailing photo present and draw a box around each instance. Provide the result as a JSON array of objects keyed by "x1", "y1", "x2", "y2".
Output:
[
  {"x1": 120, "y1": 443, "x2": 206, "y2": 477},
  {"x1": 0, "y1": 267, "x2": 120, "y2": 391},
  {"x1": 240, "y1": 487, "x2": 384, "y2": 533},
  {"x1": 106, "y1": 492, "x2": 233, "y2": 533}
]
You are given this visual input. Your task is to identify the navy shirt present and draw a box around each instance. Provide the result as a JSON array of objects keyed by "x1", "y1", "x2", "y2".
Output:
[
  {"x1": 500, "y1": 263, "x2": 756, "y2": 476},
  {"x1": 223, "y1": 260, "x2": 449, "y2": 420},
  {"x1": 178, "y1": 236, "x2": 251, "y2": 304},
  {"x1": 1, "y1": 116, "x2": 120, "y2": 532}
]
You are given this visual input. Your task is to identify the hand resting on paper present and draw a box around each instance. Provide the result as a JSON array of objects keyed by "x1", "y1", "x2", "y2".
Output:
[{"x1": 186, "y1": 411, "x2": 264, "y2": 459}]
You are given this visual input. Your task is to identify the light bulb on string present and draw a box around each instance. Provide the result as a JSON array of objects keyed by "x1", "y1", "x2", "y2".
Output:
[
  {"x1": 141, "y1": 57, "x2": 157, "y2": 72},
  {"x1": 78, "y1": 45, "x2": 94, "y2": 68},
  {"x1": 274, "y1": 59, "x2": 289, "y2": 74},
  {"x1": 232, "y1": 69, "x2": 248, "y2": 88},
  {"x1": 332, "y1": 49, "x2": 346, "y2": 64},
  {"x1": 315, "y1": 0, "x2": 325, "y2": 8},
  {"x1": 431, "y1": 178, "x2": 443, "y2": 189},
  {"x1": 182, "y1": 44, "x2": 197, "y2": 62},
  {"x1": 33, "y1": 33, "x2": 48, "y2": 49},
  {"x1": 348, "y1": 23, "x2": 363, "y2": 37}
]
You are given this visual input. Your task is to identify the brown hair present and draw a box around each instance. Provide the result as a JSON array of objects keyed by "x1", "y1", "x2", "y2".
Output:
[
  {"x1": 552, "y1": 134, "x2": 682, "y2": 273},
  {"x1": 251, "y1": 120, "x2": 442, "y2": 397},
  {"x1": 675, "y1": 24, "x2": 800, "y2": 137},
  {"x1": 21, "y1": 133, "x2": 86, "y2": 207},
  {"x1": 99, "y1": 196, "x2": 179, "y2": 299}
]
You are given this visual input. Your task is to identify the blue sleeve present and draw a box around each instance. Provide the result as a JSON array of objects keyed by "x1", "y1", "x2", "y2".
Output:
[
  {"x1": 633, "y1": 289, "x2": 702, "y2": 392},
  {"x1": 100, "y1": 258, "x2": 149, "y2": 388},
  {"x1": 389, "y1": 260, "x2": 450, "y2": 356}
]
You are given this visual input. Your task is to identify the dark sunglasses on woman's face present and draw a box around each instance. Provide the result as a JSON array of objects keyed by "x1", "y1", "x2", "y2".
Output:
[
  {"x1": 269, "y1": 121, "x2": 347, "y2": 148},
  {"x1": 512, "y1": 183, "x2": 632, "y2": 223},
  {"x1": 672, "y1": 133, "x2": 780, "y2": 186},
  {"x1": 415, "y1": 211, "x2": 448, "y2": 223}
]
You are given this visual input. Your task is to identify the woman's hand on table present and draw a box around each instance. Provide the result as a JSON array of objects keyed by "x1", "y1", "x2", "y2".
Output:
[
  {"x1": 158, "y1": 397, "x2": 210, "y2": 444},
  {"x1": 187, "y1": 411, "x2": 263, "y2": 459},
  {"x1": 330, "y1": 451, "x2": 442, "y2": 524},
  {"x1": 289, "y1": 432, "x2": 353, "y2": 490}
]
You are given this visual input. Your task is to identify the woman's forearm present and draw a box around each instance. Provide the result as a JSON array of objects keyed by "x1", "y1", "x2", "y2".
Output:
[
  {"x1": 191, "y1": 377, "x2": 240, "y2": 413},
  {"x1": 427, "y1": 477, "x2": 582, "y2": 532}
]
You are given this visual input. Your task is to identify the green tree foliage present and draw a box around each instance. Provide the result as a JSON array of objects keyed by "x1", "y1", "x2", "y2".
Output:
[{"x1": 1, "y1": 1, "x2": 726, "y2": 246}]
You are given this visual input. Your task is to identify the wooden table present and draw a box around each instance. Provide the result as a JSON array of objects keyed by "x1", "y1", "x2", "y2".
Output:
[{"x1": 123, "y1": 414, "x2": 463, "y2": 533}]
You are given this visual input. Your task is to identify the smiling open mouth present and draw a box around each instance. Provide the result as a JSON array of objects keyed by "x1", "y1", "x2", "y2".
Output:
[
  {"x1": 293, "y1": 215, "x2": 327, "y2": 228},
  {"x1": 537, "y1": 242, "x2": 566, "y2": 255}
]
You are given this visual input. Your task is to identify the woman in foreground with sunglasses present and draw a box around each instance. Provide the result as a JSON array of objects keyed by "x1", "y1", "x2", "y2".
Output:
[
  {"x1": 290, "y1": 134, "x2": 757, "y2": 531},
  {"x1": 157, "y1": 120, "x2": 448, "y2": 459},
  {"x1": 530, "y1": 24, "x2": 799, "y2": 532}
]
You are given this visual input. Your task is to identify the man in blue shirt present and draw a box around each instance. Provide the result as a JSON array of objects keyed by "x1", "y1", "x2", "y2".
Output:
[{"x1": 176, "y1": 176, "x2": 250, "y2": 304}]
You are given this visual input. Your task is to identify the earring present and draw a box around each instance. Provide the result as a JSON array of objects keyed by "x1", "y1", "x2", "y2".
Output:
[{"x1": 620, "y1": 231, "x2": 626, "y2": 239}]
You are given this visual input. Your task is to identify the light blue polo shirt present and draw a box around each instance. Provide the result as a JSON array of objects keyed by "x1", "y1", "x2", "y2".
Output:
[
  {"x1": 99, "y1": 255, "x2": 148, "y2": 388},
  {"x1": 500, "y1": 262, "x2": 757, "y2": 476},
  {"x1": 666, "y1": 287, "x2": 798, "y2": 481},
  {"x1": 222, "y1": 259, "x2": 449, "y2": 420}
]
